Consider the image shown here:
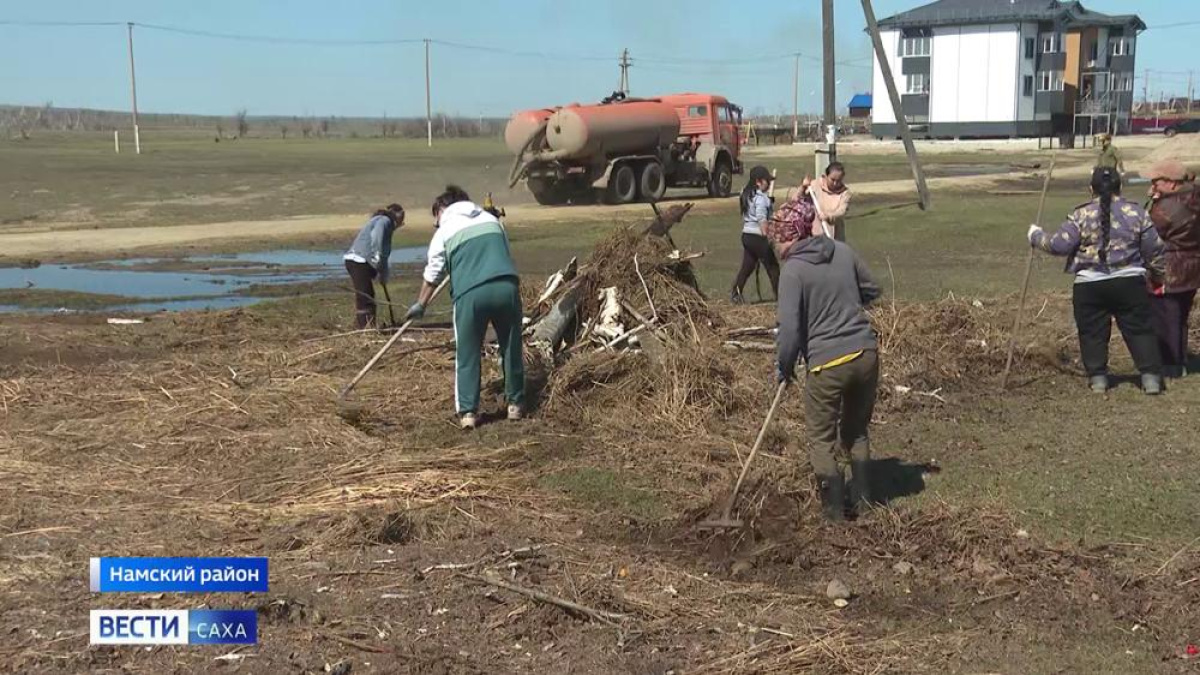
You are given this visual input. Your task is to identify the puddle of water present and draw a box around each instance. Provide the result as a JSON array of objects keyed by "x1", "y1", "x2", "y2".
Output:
[{"x1": 0, "y1": 247, "x2": 426, "y2": 312}]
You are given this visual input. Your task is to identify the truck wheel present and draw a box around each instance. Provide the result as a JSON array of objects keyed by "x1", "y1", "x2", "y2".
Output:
[
  {"x1": 607, "y1": 164, "x2": 638, "y2": 204},
  {"x1": 639, "y1": 162, "x2": 667, "y2": 202},
  {"x1": 529, "y1": 179, "x2": 568, "y2": 206},
  {"x1": 707, "y1": 161, "x2": 733, "y2": 198}
]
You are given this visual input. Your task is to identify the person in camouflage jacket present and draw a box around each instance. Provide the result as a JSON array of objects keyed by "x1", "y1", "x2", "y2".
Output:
[{"x1": 1029, "y1": 167, "x2": 1166, "y2": 394}]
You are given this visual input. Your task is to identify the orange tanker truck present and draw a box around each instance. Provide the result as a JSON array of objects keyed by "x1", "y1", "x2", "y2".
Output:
[{"x1": 505, "y1": 92, "x2": 744, "y2": 205}]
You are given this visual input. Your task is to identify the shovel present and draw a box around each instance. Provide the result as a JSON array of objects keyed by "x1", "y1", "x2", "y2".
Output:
[
  {"x1": 1001, "y1": 153, "x2": 1056, "y2": 390},
  {"x1": 379, "y1": 282, "x2": 398, "y2": 327},
  {"x1": 699, "y1": 379, "x2": 788, "y2": 529}
]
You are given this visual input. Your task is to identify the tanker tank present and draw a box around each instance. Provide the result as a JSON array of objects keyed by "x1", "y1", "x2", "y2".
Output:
[
  {"x1": 543, "y1": 101, "x2": 681, "y2": 161},
  {"x1": 504, "y1": 108, "x2": 555, "y2": 155}
]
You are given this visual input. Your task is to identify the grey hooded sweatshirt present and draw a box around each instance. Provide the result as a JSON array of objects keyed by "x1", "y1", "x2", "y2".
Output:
[
  {"x1": 776, "y1": 236, "x2": 881, "y2": 378},
  {"x1": 344, "y1": 214, "x2": 396, "y2": 282}
]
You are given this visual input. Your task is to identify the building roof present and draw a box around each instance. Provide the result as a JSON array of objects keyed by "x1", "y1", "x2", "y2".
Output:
[
  {"x1": 876, "y1": 0, "x2": 1145, "y2": 32},
  {"x1": 848, "y1": 94, "x2": 873, "y2": 109}
]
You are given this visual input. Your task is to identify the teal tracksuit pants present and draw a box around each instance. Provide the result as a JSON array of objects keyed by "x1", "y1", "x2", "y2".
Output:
[{"x1": 453, "y1": 276, "x2": 525, "y2": 414}]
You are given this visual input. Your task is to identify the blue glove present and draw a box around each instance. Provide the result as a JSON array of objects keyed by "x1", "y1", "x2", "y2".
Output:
[{"x1": 404, "y1": 302, "x2": 426, "y2": 321}]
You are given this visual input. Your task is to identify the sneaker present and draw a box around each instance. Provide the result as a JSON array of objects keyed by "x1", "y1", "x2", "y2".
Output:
[
  {"x1": 1089, "y1": 375, "x2": 1108, "y2": 393},
  {"x1": 460, "y1": 413, "x2": 478, "y2": 430},
  {"x1": 1141, "y1": 374, "x2": 1163, "y2": 396},
  {"x1": 507, "y1": 404, "x2": 523, "y2": 421}
]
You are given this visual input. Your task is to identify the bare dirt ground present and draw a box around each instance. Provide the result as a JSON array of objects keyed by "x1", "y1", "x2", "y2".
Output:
[{"x1": 3, "y1": 218, "x2": 1200, "y2": 673}]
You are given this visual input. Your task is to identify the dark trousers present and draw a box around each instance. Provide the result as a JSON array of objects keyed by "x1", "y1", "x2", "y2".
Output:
[
  {"x1": 1151, "y1": 290, "x2": 1196, "y2": 376},
  {"x1": 732, "y1": 232, "x2": 780, "y2": 298},
  {"x1": 1072, "y1": 276, "x2": 1162, "y2": 377},
  {"x1": 345, "y1": 259, "x2": 377, "y2": 329},
  {"x1": 803, "y1": 351, "x2": 879, "y2": 477}
]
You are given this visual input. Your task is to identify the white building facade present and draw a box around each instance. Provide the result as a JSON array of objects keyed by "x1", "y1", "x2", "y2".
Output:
[{"x1": 871, "y1": 1, "x2": 1143, "y2": 139}]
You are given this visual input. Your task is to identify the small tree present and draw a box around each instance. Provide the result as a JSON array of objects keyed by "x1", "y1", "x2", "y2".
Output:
[
  {"x1": 234, "y1": 109, "x2": 249, "y2": 138},
  {"x1": 280, "y1": 125, "x2": 289, "y2": 140}
]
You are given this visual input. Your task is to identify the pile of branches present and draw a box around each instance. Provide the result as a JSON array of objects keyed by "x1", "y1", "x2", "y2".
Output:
[{"x1": 520, "y1": 204, "x2": 758, "y2": 432}]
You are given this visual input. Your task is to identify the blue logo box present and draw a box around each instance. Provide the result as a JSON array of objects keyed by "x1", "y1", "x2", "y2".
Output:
[
  {"x1": 90, "y1": 557, "x2": 268, "y2": 593},
  {"x1": 90, "y1": 609, "x2": 257, "y2": 645}
]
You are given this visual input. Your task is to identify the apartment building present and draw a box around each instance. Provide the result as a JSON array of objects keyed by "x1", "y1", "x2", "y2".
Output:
[{"x1": 871, "y1": 0, "x2": 1144, "y2": 139}]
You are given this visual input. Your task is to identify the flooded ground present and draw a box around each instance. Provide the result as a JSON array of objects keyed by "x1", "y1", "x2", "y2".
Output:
[{"x1": 0, "y1": 247, "x2": 424, "y2": 312}]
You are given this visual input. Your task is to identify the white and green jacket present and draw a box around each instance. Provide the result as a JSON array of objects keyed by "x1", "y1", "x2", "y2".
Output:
[{"x1": 423, "y1": 201, "x2": 518, "y2": 300}]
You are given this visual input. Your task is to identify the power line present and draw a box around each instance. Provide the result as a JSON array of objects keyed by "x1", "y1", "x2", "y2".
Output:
[
  {"x1": 428, "y1": 39, "x2": 612, "y2": 62},
  {"x1": 1148, "y1": 20, "x2": 1200, "y2": 31},
  {"x1": 0, "y1": 19, "x2": 122, "y2": 27},
  {"x1": 135, "y1": 22, "x2": 424, "y2": 46}
]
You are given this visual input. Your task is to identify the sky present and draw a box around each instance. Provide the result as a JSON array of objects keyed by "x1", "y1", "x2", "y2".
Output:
[{"x1": 0, "y1": 0, "x2": 1197, "y2": 119}]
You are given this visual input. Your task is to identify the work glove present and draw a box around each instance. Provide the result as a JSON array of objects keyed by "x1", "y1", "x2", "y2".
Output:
[
  {"x1": 1027, "y1": 224, "x2": 1043, "y2": 246},
  {"x1": 776, "y1": 362, "x2": 795, "y2": 385},
  {"x1": 404, "y1": 302, "x2": 426, "y2": 322}
]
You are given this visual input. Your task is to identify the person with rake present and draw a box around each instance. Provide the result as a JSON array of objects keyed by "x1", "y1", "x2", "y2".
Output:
[
  {"x1": 769, "y1": 192, "x2": 883, "y2": 521},
  {"x1": 343, "y1": 203, "x2": 404, "y2": 329},
  {"x1": 404, "y1": 186, "x2": 525, "y2": 430},
  {"x1": 1028, "y1": 167, "x2": 1166, "y2": 394},
  {"x1": 1144, "y1": 160, "x2": 1200, "y2": 380}
]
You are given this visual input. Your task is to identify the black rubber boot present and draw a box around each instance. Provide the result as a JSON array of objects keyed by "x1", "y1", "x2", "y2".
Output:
[
  {"x1": 850, "y1": 460, "x2": 873, "y2": 516},
  {"x1": 817, "y1": 474, "x2": 846, "y2": 522},
  {"x1": 730, "y1": 288, "x2": 745, "y2": 305}
]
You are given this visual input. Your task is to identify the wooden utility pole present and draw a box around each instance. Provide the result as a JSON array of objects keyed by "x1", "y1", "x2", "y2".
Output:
[
  {"x1": 618, "y1": 48, "x2": 631, "y2": 94},
  {"x1": 792, "y1": 53, "x2": 800, "y2": 139},
  {"x1": 424, "y1": 38, "x2": 432, "y2": 148},
  {"x1": 821, "y1": 0, "x2": 837, "y2": 165},
  {"x1": 861, "y1": 0, "x2": 930, "y2": 209},
  {"x1": 126, "y1": 22, "x2": 141, "y2": 154},
  {"x1": 1188, "y1": 71, "x2": 1194, "y2": 115}
]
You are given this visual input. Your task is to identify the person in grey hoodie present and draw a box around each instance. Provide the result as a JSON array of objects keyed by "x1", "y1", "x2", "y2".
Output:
[
  {"x1": 344, "y1": 204, "x2": 404, "y2": 329},
  {"x1": 776, "y1": 226, "x2": 882, "y2": 521}
]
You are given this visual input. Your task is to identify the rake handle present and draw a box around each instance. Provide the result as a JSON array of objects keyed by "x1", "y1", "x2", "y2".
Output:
[
  {"x1": 719, "y1": 379, "x2": 789, "y2": 521},
  {"x1": 338, "y1": 276, "x2": 449, "y2": 400},
  {"x1": 1001, "y1": 154, "x2": 1057, "y2": 390}
]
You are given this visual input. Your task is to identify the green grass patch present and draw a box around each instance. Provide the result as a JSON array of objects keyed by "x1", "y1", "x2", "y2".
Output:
[{"x1": 538, "y1": 467, "x2": 666, "y2": 522}]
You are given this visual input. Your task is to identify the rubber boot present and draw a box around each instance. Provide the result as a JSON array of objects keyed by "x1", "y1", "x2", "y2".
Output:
[
  {"x1": 1141, "y1": 373, "x2": 1163, "y2": 396},
  {"x1": 730, "y1": 288, "x2": 745, "y2": 305},
  {"x1": 817, "y1": 474, "x2": 846, "y2": 522},
  {"x1": 1088, "y1": 375, "x2": 1108, "y2": 393},
  {"x1": 849, "y1": 460, "x2": 873, "y2": 516}
]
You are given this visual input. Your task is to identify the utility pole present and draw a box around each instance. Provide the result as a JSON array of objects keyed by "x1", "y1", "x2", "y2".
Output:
[
  {"x1": 861, "y1": 0, "x2": 930, "y2": 209},
  {"x1": 618, "y1": 48, "x2": 631, "y2": 94},
  {"x1": 1143, "y1": 68, "x2": 1150, "y2": 112},
  {"x1": 792, "y1": 53, "x2": 800, "y2": 140},
  {"x1": 126, "y1": 22, "x2": 141, "y2": 154},
  {"x1": 822, "y1": 0, "x2": 837, "y2": 165},
  {"x1": 424, "y1": 38, "x2": 432, "y2": 148},
  {"x1": 1188, "y1": 71, "x2": 1194, "y2": 115}
]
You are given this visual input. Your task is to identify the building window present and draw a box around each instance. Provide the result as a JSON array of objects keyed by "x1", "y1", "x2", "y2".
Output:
[
  {"x1": 1112, "y1": 73, "x2": 1134, "y2": 92},
  {"x1": 1024, "y1": 75, "x2": 1034, "y2": 97},
  {"x1": 899, "y1": 36, "x2": 930, "y2": 57},
  {"x1": 1024, "y1": 37, "x2": 1035, "y2": 59},
  {"x1": 1040, "y1": 32, "x2": 1061, "y2": 54},
  {"x1": 1038, "y1": 70, "x2": 1064, "y2": 92},
  {"x1": 1110, "y1": 38, "x2": 1132, "y2": 56},
  {"x1": 905, "y1": 73, "x2": 929, "y2": 95}
]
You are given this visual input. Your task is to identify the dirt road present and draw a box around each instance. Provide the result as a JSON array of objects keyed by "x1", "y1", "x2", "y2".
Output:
[{"x1": 3, "y1": 134, "x2": 1193, "y2": 262}]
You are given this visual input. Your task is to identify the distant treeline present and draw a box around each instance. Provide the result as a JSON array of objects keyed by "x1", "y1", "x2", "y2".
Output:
[{"x1": 0, "y1": 103, "x2": 508, "y2": 140}]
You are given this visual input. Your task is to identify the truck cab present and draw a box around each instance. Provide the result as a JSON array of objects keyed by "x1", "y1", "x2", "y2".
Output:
[{"x1": 663, "y1": 94, "x2": 744, "y2": 198}]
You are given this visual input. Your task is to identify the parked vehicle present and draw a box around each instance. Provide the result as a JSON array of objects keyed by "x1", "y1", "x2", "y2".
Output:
[
  {"x1": 1165, "y1": 118, "x2": 1200, "y2": 137},
  {"x1": 506, "y1": 92, "x2": 744, "y2": 205}
]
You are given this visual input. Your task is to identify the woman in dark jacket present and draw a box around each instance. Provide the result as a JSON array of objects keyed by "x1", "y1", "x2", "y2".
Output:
[
  {"x1": 1144, "y1": 160, "x2": 1200, "y2": 378},
  {"x1": 1029, "y1": 168, "x2": 1166, "y2": 393},
  {"x1": 343, "y1": 204, "x2": 404, "y2": 328}
]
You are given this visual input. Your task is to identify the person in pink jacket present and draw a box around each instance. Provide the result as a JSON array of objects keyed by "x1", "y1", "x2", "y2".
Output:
[{"x1": 811, "y1": 162, "x2": 852, "y2": 242}]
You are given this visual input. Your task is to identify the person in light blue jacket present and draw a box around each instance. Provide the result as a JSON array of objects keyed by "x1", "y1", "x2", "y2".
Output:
[
  {"x1": 731, "y1": 166, "x2": 779, "y2": 303},
  {"x1": 343, "y1": 203, "x2": 404, "y2": 328}
]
